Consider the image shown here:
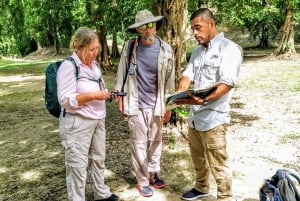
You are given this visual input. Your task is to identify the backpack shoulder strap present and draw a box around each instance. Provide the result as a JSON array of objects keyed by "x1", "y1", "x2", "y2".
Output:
[
  {"x1": 121, "y1": 38, "x2": 136, "y2": 92},
  {"x1": 127, "y1": 38, "x2": 136, "y2": 66},
  {"x1": 65, "y1": 57, "x2": 79, "y2": 79}
]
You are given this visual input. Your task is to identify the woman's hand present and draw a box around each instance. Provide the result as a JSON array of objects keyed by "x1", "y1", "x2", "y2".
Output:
[{"x1": 95, "y1": 91, "x2": 111, "y2": 101}]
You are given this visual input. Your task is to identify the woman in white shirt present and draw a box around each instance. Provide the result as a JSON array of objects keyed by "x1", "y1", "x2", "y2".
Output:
[{"x1": 57, "y1": 27, "x2": 119, "y2": 201}]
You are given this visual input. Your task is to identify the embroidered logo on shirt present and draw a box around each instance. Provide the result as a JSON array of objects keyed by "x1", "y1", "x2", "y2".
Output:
[{"x1": 210, "y1": 55, "x2": 219, "y2": 59}]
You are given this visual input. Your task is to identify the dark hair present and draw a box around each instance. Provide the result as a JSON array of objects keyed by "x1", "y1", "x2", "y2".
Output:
[{"x1": 190, "y1": 8, "x2": 215, "y2": 21}]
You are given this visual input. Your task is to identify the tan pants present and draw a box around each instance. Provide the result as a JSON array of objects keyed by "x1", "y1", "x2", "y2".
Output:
[
  {"x1": 188, "y1": 125, "x2": 232, "y2": 200},
  {"x1": 59, "y1": 113, "x2": 111, "y2": 201},
  {"x1": 128, "y1": 109, "x2": 163, "y2": 187}
]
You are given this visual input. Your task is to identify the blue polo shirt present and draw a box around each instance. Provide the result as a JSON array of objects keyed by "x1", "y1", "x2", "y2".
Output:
[{"x1": 182, "y1": 32, "x2": 243, "y2": 131}]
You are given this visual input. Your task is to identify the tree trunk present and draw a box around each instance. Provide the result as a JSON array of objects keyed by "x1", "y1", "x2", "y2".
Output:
[
  {"x1": 51, "y1": 0, "x2": 60, "y2": 55},
  {"x1": 54, "y1": 25, "x2": 60, "y2": 56},
  {"x1": 158, "y1": 0, "x2": 187, "y2": 88},
  {"x1": 257, "y1": 23, "x2": 271, "y2": 49},
  {"x1": 92, "y1": 3, "x2": 114, "y2": 71},
  {"x1": 97, "y1": 25, "x2": 113, "y2": 71},
  {"x1": 271, "y1": 1, "x2": 297, "y2": 59},
  {"x1": 256, "y1": 0, "x2": 270, "y2": 49},
  {"x1": 157, "y1": 0, "x2": 188, "y2": 128},
  {"x1": 111, "y1": 31, "x2": 120, "y2": 58}
]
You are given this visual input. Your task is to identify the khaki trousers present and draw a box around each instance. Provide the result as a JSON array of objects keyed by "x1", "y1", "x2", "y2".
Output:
[
  {"x1": 128, "y1": 109, "x2": 163, "y2": 187},
  {"x1": 59, "y1": 113, "x2": 111, "y2": 201},
  {"x1": 188, "y1": 125, "x2": 232, "y2": 200}
]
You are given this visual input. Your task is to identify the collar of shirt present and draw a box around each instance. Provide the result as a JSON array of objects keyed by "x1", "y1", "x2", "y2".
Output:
[{"x1": 208, "y1": 32, "x2": 224, "y2": 49}]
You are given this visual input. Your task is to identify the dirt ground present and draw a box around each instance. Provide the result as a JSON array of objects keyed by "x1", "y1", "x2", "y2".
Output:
[
  {"x1": 224, "y1": 57, "x2": 300, "y2": 200},
  {"x1": 112, "y1": 56, "x2": 300, "y2": 201},
  {"x1": 0, "y1": 52, "x2": 299, "y2": 201}
]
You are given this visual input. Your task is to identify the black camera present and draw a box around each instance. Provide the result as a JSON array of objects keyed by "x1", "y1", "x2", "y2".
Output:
[
  {"x1": 110, "y1": 91, "x2": 127, "y2": 96},
  {"x1": 107, "y1": 91, "x2": 127, "y2": 102}
]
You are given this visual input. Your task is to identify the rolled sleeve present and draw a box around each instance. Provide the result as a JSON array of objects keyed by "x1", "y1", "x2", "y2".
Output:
[
  {"x1": 219, "y1": 44, "x2": 243, "y2": 87},
  {"x1": 57, "y1": 60, "x2": 81, "y2": 110}
]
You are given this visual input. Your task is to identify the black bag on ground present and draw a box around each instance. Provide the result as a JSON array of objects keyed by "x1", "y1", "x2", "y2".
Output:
[
  {"x1": 44, "y1": 57, "x2": 78, "y2": 118},
  {"x1": 259, "y1": 169, "x2": 300, "y2": 201}
]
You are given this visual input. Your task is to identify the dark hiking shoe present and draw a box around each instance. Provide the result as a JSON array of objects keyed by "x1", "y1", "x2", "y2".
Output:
[
  {"x1": 149, "y1": 173, "x2": 165, "y2": 189},
  {"x1": 136, "y1": 184, "x2": 153, "y2": 197},
  {"x1": 95, "y1": 193, "x2": 119, "y2": 201},
  {"x1": 181, "y1": 188, "x2": 209, "y2": 200}
]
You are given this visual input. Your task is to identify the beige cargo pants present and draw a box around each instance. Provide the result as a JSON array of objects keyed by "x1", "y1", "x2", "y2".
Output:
[
  {"x1": 59, "y1": 113, "x2": 112, "y2": 201},
  {"x1": 128, "y1": 109, "x2": 163, "y2": 187},
  {"x1": 188, "y1": 125, "x2": 232, "y2": 201}
]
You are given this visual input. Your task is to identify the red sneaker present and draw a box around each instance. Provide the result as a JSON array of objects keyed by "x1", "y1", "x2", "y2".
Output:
[{"x1": 149, "y1": 173, "x2": 165, "y2": 189}]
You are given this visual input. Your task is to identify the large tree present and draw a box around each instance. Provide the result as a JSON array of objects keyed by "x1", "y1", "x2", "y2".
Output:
[
  {"x1": 271, "y1": 0, "x2": 298, "y2": 59},
  {"x1": 158, "y1": 0, "x2": 188, "y2": 85}
]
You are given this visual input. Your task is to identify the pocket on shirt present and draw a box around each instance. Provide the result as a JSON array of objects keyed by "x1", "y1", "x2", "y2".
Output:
[
  {"x1": 204, "y1": 57, "x2": 221, "y2": 75},
  {"x1": 205, "y1": 54, "x2": 221, "y2": 67}
]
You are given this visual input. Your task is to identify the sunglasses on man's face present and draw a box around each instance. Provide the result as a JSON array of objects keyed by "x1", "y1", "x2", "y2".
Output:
[{"x1": 138, "y1": 22, "x2": 154, "y2": 30}]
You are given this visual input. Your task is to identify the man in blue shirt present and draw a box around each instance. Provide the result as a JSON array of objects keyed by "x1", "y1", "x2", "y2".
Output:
[{"x1": 176, "y1": 8, "x2": 242, "y2": 201}]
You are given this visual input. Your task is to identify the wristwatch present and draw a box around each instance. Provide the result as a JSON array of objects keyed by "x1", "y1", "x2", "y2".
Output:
[{"x1": 202, "y1": 98, "x2": 207, "y2": 104}]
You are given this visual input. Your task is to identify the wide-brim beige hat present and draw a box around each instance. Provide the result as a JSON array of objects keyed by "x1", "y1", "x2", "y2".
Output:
[{"x1": 128, "y1": 9, "x2": 164, "y2": 33}]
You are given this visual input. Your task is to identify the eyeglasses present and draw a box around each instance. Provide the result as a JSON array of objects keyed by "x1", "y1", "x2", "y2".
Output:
[{"x1": 138, "y1": 22, "x2": 154, "y2": 30}]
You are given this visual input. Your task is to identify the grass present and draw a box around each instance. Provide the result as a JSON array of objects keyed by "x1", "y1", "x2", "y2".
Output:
[
  {"x1": 279, "y1": 133, "x2": 300, "y2": 144},
  {"x1": 0, "y1": 61, "x2": 49, "y2": 75}
]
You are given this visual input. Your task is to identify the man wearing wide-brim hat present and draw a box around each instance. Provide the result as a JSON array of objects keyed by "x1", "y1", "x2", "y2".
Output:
[
  {"x1": 127, "y1": 9, "x2": 164, "y2": 34},
  {"x1": 115, "y1": 9, "x2": 175, "y2": 197}
]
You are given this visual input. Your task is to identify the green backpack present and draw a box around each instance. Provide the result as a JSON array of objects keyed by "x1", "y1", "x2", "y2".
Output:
[{"x1": 44, "y1": 57, "x2": 78, "y2": 118}]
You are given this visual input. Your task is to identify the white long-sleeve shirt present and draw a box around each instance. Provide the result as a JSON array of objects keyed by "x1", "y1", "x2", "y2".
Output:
[
  {"x1": 57, "y1": 52, "x2": 106, "y2": 119},
  {"x1": 182, "y1": 32, "x2": 243, "y2": 131}
]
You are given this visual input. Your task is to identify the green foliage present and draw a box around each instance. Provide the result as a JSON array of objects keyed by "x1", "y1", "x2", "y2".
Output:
[
  {"x1": 210, "y1": 0, "x2": 284, "y2": 44},
  {"x1": 104, "y1": 0, "x2": 158, "y2": 41},
  {"x1": 23, "y1": 0, "x2": 74, "y2": 48},
  {"x1": 280, "y1": 133, "x2": 300, "y2": 143},
  {"x1": 0, "y1": 0, "x2": 300, "y2": 58},
  {"x1": 294, "y1": 81, "x2": 300, "y2": 92},
  {"x1": 168, "y1": 133, "x2": 176, "y2": 149},
  {"x1": 0, "y1": 0, "x2": 32, "y2": 56},
  {"x1": 283, "y1": 42, "x2": 291, "y2": 50},
  {"x1": 173, "y1": 107, "x2": 189, "y2": 119},
  {"x1": 0, "y1": 37, "x2": 19, "y2": 56}
]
